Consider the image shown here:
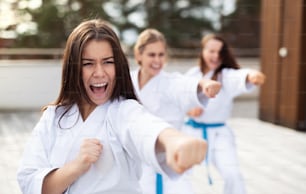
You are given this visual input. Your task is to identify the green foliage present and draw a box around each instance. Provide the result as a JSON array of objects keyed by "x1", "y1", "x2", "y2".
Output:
[
  {"x1": 220, "y1": 0, "x2": 261, "y2": 50},
  {"x1": 11, "y1": 0, "x2": 260, "y2": 50},
  {"x1": 15, "y1": 0, "x2": 111, "y2": 48},
  {"x1": 143, "y1": 0, "x2": 213, "y2": 48}
]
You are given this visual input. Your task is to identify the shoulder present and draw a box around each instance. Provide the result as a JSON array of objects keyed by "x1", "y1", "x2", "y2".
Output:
[
  {"x1": 118, "y1": 98, "x2": 141, "y2": 109},
  {"x1": 109, "y1": 98, "x2": 142, "y2": 116},
  {"x1": 161, "y1": 70, "x2": 185, "y2": 80},
  {"x1": 31, "y1": 105, "x2": 58, "y2": 135},
  {"x1": 221, "y1": 68, "x2": 250, "y2": 77},
  {"x1": 221, "y1": 67, "x2": 237, "y2": 74},
  {"x1": 41, "y1": 104, "x2": 80, "y2": 128},
  {"x1": 185, "y1": 66, "x2": 201, "y2": 76},
  {"x1": 107, "y1": 98, "x2": 146, "y2": 130},
  {"x1": 40, "y1": 105, "x2": 57, "y2": 120}
]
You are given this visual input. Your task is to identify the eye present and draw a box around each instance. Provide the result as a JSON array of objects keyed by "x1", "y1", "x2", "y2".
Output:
[
  {"x1": 82, "y1": 62, "x2": 93, "y2": 66},
  {"x1": 148, "y1": 53, "x2": 156, "y2": 57},
  {"x1": 103, "y1": 60, "x2": 114, "y2": 65}
]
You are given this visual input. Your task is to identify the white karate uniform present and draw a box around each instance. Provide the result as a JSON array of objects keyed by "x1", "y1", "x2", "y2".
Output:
[
  {"x1": 131, "y1": 69, "x2": 207, "y2": 194},
  {"x1": 184, "y1": 66, "x2": 255, "y2": 194},
  {"x1": 17, "y1": 98, "x2": 177, "y2": 194}
]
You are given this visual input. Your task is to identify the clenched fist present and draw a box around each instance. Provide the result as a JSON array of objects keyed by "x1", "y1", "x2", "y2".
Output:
[
  {"x1": 247, "y1": 70, "x2": 266, "y2": 86},
  {"x1": 157, "y1": 128, "x2": 207, "y2": 174},
  {"x1": 199, "y1": 79, "x2": 221, "y2": 98},
  {"x1": 187, "y1": 107, "x2": 204, "y2": 118},
  {"x1": 75, "y1": 138, "x2": 103, "y2": 173}
]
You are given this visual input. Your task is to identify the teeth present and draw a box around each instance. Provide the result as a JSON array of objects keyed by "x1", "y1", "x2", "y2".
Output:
[
  {"x1": 92, "y1": 83, "x2": 107, "y2": 87},
  {"x1": 210, "y1": 60, "x2": 219, "y2": 65},
  {"x1": 152, "y1": 63, "x2": 160, "y2": 68}
]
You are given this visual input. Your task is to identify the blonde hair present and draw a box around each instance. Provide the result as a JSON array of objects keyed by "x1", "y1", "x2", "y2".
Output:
[{"x1": 133, "y1": 28, "x2": 167, "y2": 65}]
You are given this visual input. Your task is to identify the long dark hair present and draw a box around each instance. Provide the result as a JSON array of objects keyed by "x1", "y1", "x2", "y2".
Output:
[
  {"x1": 199, "y1": 34, "x2": 240, "y2": 80},
  {"x1": 49, "y1": 19, "x2": 137, "y2": 125}
]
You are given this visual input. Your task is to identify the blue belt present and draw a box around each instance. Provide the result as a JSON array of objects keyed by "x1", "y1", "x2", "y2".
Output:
[
  {"x1": 155, "y1": 119, "x2": 225, "y2": 193},
  {"x1": 185, "y1": 118, "x2": 225, "y2": 185},
  {"x1": 156, "y1": 173, "x2": 163, "y2": 194}
]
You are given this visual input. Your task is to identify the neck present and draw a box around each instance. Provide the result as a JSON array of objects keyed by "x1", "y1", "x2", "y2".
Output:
[
  {"x1": 80, "y1": 102, "x2": 96, "y2": 121},
  {"x1": 202, "y1": 66, "x2": 210, "y2": 75},
  {"x1": 138, "y1": 69, "x2": 155, "y2": 90}
]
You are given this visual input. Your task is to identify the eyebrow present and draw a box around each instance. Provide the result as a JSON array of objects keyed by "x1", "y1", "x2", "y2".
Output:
[{"x1": 81, "y1": 56, "x2": 114, "y2": 61}]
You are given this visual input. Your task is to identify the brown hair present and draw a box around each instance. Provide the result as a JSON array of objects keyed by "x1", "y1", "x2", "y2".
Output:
[
  {"x1": 50, "y1": 19, "x2": 137, "y2": 125},
  {"x1": 199, "y1": 34, "x2": 240, "y2": 80},
  {"x1": 133, "y1": 28, "x2": 167, "y2": 65}
]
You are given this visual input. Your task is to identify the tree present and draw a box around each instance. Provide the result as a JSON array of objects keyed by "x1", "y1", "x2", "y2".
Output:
[
  {"x1": 10, "y1": 0, "x2": 261, "y2": 53},
  {"x1": 15, "y1": 0, "x2": 112, "y2": 48},
  {"x1": 143, "y1": 0, "x2": 213, "y2": 48},
  {"x1": 219, "y1": 0, "x2": 261, "y2": 56},
  {"x1": 12, "y1": 0, "x2": 214, "y2": 49}
]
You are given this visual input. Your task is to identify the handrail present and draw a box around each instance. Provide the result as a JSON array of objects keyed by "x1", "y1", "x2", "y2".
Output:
[{"x1": 0, "y1": 48, "x2": 63, "y2": 59}]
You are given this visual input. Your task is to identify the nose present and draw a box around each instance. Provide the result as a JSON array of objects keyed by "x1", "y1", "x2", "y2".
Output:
[
  {"x1": 213, "y1": 52, "x2": 219, "y2": 59},
  {"x1": 93, "y1": 63, "x2": 105, "y2": 77},
  {"x1": 153, "y1": 55, "x2": 161, "y2": 63}
]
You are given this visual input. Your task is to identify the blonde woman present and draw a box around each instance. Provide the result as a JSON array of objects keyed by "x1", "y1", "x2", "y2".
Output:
[{"x1": 131, "y1": 29, "x2": 221, "y2": 194}]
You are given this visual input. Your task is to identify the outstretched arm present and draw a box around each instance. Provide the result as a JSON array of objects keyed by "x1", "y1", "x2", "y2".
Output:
[
  {"x1": 247, "y1": 70, "x2": 266, "y2": 86},
  {"x1": 185, "y1": 78, "x2": 220, "y2": 118},
  {"x1": 156, "y1": 128, "x2": 207, "y2": 174}
]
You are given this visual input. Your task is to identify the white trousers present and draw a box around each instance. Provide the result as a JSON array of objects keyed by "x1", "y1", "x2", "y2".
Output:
[
  {"x1": 184, "y1": 124, "x2": 247, "y2": 194},
  {"x1": 139, "y1": 164, "x2": 194, "y2": 194}
]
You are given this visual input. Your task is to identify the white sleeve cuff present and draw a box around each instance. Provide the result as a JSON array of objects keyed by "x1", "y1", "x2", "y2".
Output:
[
  {"x1": 180, "y1": 77, "x2": 208, "y2": 111},
  {"x1": 18, "y1": 167, "x2": 58, "y2": 194},
  {"x1": 155, "y1": 152, "x2": 179, "y2": 179},
  {"x1": 144, "y1": 125, "x2": 180, "y2": 179}
]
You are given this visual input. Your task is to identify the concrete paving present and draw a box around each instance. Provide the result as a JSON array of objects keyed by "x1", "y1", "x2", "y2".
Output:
[
  {"x1": 1, "y1": 106, "x2": 306, "y2": 194},
  {"x1": 191, "y1": 117, "x2": 306, "y2": 194}
]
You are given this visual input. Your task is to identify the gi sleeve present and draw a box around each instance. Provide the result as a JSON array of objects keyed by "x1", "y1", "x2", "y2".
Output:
[
  {"x1": 222, "y1": 68, "x2": 256, "y2": 98},
  {"x1": 17, "y1": 107, "x2": 58, "y2": 194},
  {"x1": 115, "y1": 99, "x2": 179, "y2": 178},
  {"x1": 167, "y1": 72, "x2": 208, "y2": 113}
]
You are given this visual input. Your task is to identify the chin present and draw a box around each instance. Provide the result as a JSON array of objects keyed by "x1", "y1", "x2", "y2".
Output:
[
  {"x1": 94, "y1": 100, "x2": 108, "y2": 106},
  {"x1": 209, "y1": 65, "x2": 219, "y2": 71},
  {"x1": 152, "y1": 69, "x2": 161, "y2": 75}
]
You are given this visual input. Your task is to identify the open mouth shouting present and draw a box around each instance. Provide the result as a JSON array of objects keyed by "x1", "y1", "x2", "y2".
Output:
[
  {"x1": 90, "y1": 82, "x2": 108, "y2": 94},
  {"x1": 85, "y1": 80, "x2": 113, "y2": 105}
]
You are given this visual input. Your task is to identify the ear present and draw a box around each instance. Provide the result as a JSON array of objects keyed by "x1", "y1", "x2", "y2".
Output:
[{"x1": 134, "y1": 51, "x2": 142, "y2": 65}]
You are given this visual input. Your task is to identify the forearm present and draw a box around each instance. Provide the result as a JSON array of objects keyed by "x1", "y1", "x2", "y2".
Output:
[{"x1": 42, "y1": 160, "x2": 85, "y2": 194}]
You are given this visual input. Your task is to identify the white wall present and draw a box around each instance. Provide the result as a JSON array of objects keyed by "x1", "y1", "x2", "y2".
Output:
[
  {"x1": 0, "y1": 60, "x2": 61, "y2": 110},
  {"x1": 0, "y1": 58, "x2": 259, "y2": 110}
]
